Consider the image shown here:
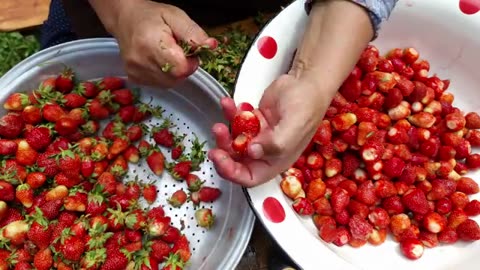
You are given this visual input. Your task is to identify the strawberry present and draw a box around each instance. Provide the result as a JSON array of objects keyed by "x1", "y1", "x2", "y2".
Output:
[
  {"x1": 126, "y1": 124, "x2": 144, "y2": 142},
  {"x1": 86, "y1": 190, "x2": 108, "y2": 216},
  {"x1": 55, "y1": 116, "x2": 80, "y2": 136},
  {"x1": 125, "y1": 209, "x2": 147, "y2": 230},
  {"x1": 100, "y1": 249, "x2": 129, "y2": 270},
  {"x1": 185, "y1": 174, "x2": 204, "y2": 192},
  {"x1": 0, "y1": 112, "x2": 24, "y2": 139},
  {"x1": 42, "y1": 103, "x2": 66, "y2": 122},
  {"x1": 231, "y1": 133, "x2": 252, "y2": 156},
  {"x1": 0, "y1": 139, "x2": 17, "y2": 155},
  {"x1": 109, "y1": 137, "x2": 130, "y2": 157},
  {"x1": 0, "y1": 181, "x2": 14, "y2": 202},
  {"x1": 150, "y1": 240, "x2": 171, "y2": 262},
  {"x1": 88, "y1": 99, "x2": 110, "y2": 120},
  {"x1": 162, "y1": 253, "x2": 185, "y2": 270},
  {"x1": 146, "y1": 216, "x2": 171, "y2": 237},
  {"x1": 108, "y1": 155, "x2": 128, "y2": 177},
  {"x1": 56, "y1": 150, "x2": 81, "y2": 178},
  {"x1": 15, "y1": 184, "x2": 34, "y2": 208},
  {"x1": 146, "y1": 148, "x2": 165, "y2": 176},
  {"x1": 39, "y1": 199, "x2": 63, "y2": 220},
  {"x1": 80, "y1": 156, "x2": 95, "y2": 178},
  {"x1": 161, "y1": 226, "x2": 181, "y2": 244},
  {"x1": 464, "y1": 200, "x2": 480, "y2": 216},
  {"x1": 400, "y1": 238, "x2": 424, "y2": 260},
  {"x1": 190, "y1": 186, "x2": 221, "y2": 204},
  {"x1": 91, "y1": 141, "x2": 109, "y2": 161},
  {"x1": 171, "y1": 235, "x2": 191, "y2": 262},
  {"x1": 152, "y1": 121, "x2": 174, "y2": 147},
  {"x1": 97, "y1": 76, "x2": 124, "y2": 91},
  {"x1": 147, "y1": 206, "x2": 165, "y2": 220},
  {"x1": 76, "y1": 81, "x2": 98, "y2": 98},
  {"x1": 64, "y1": 192, "x2": 88, "y2": 212},
  {"x1": 24, "y1": 126, "x2": 52, "y2": 151},
  {"x1": 33, "y1": 248, "x2": 53, "y2": 270},
  {"x1": 36, "y1": 152, "x2": 59, "y2": 177},
  {"x1": 0, "y1": 208, "x2": 22, "y2": 227},
  {"x1": 81, "y1": 120, "x2": 100, "y2": 135},
  {"x1": 143, "y1": 183, "x2": 157, "y2": 205},
  {"x1": 123, "y1": 145, "x2": 140, "y2": 164},
  {"x1": 132, "y1": 103, "x2": 155, "y2": 123},
  {"x1": 97, "y1": 172, "x2": 118, "y2": 195},
  {"x1": 401, "y1": 188, "x2": 430, "y2": 215},
  {"x1": 16, "y1": 140, "x2": 38, "y2": 166},
  {"x1": 331, "y1": 188, "x2": 350, "y2": 213},
  {"x1": 231, "y1": 110, "x2": 260, "y2": 138},
  {"x1": 45, "y1": 185, "x2": 68, "y2": 201},
  {"x1": 171, "y1": 145, "x2": 184, "y2": 160},
  {"x1": 195, "y1": 208, "x2": 215, "y2": 229},
  {"x1": 59, "y1": 234, "x2": 86, "y2": 261},
  {"x1": 456, "y1": 177, "x2": 479, "y2": 195},
  {"x1": 348, "y1": 215, "x2": 373, "y2": 241},
  {"x1": 117, "y1": 105, "x2": 135, "y2": 123},
  {"x1": 168, "y1": 190, "x2": 187, "y2": 208},
  {"x1": 102, "y1": 120, "x2": 124, "y2": 140},
  {"x1": 2, "y1": 219, "x2": 28, "y2": 246},
  {"x1": 27, "y1": 209, "x2": 52, "y2": 249},
  {"x1": 167, "y1": 161, "x2": 191, "y2": 180},
  {"x1": 21, "y1": 105, "x2": 42, "y2": 124},
  {"x1": 125, "y1": 181, "x2": 141, "y2": 200},
  {"x1": 456, "y1": 219, "x2": 480, "y2": 241},
  {"x1": 55, "y1": 68, "x2": 75, "y2": 93},
  {"x1": 64, "y1": 93, "x2": 87, "y2": 108},
  {"x1": 112, "y1": 89, "x2": 135, "y2": 105},
  {"x1": 291, "y1": 197, "x2": 314, "y2": 216},
  {"x1": 0, "y1": 201, "x2": 7, "y2": 221},
  {"x1": 4, "y1": 93, "x2": 30, "y2": 111}
]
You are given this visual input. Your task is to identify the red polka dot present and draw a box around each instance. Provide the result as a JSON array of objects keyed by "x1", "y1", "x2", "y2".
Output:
[
  {"x1": 459, "y1": 0, "x2": 480, "y2": 15},
  {"x1": 257, "y1": 36, "x2": 278, "y2": 59},
  {"x1": 262, "y1": 197, "x2": 286, "y2": 223}
]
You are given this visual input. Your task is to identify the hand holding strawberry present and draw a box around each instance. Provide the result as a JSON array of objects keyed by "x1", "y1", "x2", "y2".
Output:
[
  {"x1": 92, "y1": 0, "x2": 217, "y2": 87},
  {"x1": 209, "y1": 74, "x2": 335, "y2": 187}
]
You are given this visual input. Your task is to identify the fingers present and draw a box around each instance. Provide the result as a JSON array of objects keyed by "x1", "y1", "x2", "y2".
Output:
[
  {"x1": 162, "y1": 7, "x2": 210, "y2": 46},
  {"x1": 220, "y1": 97, "x2": 237, "y2": 122},
  {"x1": 208, "y1": 149, "x2": 257, "y2": 187},
  {"x1": 212, "y1": 123, "x2": 232, "y2": 152}
]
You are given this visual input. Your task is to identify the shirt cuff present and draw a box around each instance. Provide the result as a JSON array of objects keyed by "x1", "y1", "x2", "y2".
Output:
[{"x1": 304, "y1": 0, "x2": 399, "y2": 40}]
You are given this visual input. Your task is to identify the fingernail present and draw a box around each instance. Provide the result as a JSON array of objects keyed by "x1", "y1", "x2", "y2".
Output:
[{"x1": 249, "y1": 144, "x2": 264, "y2": 159}]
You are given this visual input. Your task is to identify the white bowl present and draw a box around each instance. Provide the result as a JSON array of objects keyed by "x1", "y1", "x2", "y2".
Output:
[{"x1": 234, "y1": 0, "x2": 480, "y2": 269}]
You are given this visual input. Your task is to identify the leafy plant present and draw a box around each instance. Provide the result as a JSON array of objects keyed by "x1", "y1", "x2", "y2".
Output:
[{"x1": 0, "y1": 32, "x2": 40, "y2": 77}]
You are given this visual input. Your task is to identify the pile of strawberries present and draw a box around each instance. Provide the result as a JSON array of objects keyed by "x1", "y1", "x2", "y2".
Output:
[
  {"x1": 0, "y1": 68, "x2": 221, "y2": 269},
  {"x1": 278, "y1": 46, "x2": 480, "y2": 260}
]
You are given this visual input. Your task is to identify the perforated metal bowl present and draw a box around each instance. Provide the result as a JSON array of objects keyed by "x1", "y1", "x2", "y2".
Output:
[{"x1": 0, "y1": 38, "x2": 255, "y2": 269}]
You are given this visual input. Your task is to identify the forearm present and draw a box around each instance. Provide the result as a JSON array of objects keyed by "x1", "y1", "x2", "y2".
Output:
[
  {"x1": 291, "y1": 0, "x2": 375, "y2": 101},
  {"x1": 88, "y1": 0, "x2": 145, "y2": 34}
]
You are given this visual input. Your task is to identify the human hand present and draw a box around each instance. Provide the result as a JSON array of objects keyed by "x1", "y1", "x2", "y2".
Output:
[
  {"x1": 208, "y1": 74, "x2": 335, "y2": 187},
  {"x1": 110, "y1": 1, "x2": 217, "y2": 87}
]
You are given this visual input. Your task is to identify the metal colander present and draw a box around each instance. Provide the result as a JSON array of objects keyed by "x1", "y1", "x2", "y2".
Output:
[{"x1": 0, "y1": 38, "x2": 255, "y2": 270}]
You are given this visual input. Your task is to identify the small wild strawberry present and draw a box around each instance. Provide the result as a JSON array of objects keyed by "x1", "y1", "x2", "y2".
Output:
[
  {"x1": 195, "y1": 208, "x2": 215, "y2": 229},
  {"x1": 168, "y1": 190, "x2": 187, "y2": 208}
]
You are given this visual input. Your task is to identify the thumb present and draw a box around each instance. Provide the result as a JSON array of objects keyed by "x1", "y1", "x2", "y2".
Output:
[{"x1": 162, "y1": 8, "x2": 213, "y2": 47}]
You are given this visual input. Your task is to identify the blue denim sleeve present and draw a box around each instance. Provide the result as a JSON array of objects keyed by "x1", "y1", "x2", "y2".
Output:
[{"x1": 305, "y1": 0, "x2": 399, "y2": 38}]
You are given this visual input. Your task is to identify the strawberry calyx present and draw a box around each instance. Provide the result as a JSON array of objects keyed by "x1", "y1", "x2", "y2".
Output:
[{"x1": 164, "y1": 252, "x2": 185, "y2": 270}]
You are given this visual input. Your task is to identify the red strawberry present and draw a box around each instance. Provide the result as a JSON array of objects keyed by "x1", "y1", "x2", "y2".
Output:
[
  {"x1": 162, "y1": 253, "x2": 185, "y2": 270},
  {"x1": 64, "y1": 192, "x2": 88, "y2": 212},
  {"x1": 81, "y1": 120, "x2": 99, "y2": 135},
  {"x1": 231, "y1": 110, "x2": 260, "y2": 138},
  {"x1": 161, "y1": 226, "x2": 181, "y2": 243},
  {"x1": 150, "y1": 240, "x2": 171, "y2": 262},
  {"x1": 171, "y1": 146, "x2": 184, "y2": 160},
  {"x1": 97, "y1": 76, "x2": 124, "y2": 91},
  {"x1": 55, "y1": 68, "x2": 75, "y2": 93},
  {"x1": 109, "y1": 137, "x2": 130, "y2": 157},
  {"x1": 143, "y1": 183, "x2": 157, "y2": 204},
  {"x1": 231, "y1": 133, "x2": 252, "y2": 156},
  {"x1": 80, "y1": 156, "x2": 95, "y2": 178},
  {"x1": 86, "y1": 191, "x2": 108, "y2": 216},
  {"x1": 146, "y1": 216, "x2": 171, "y2": 237},
  {"x1": 42, "y1": 103, "x2": 66, "y2": 122},
  {"x1": 0, "y1": 139, "x2": 18, "y2": 155},
  {"x1": 348, "y1": 214, "x2": 373, "y2": 241},
  {"x1": 291, "y1": 197, "x2": 314, "y2": 216},
  {"x1": 0, "y1": 112, "x2": 24, "y2": 139},
  {"x1": 122, "y1": 145, "x2": 140, "y2": 164},
  {"x1": 4, "y1": 93, "x2": 30, "y2": 111},
  {"x1": 97, "y1": 172, "x2": 117, "y2": 195},
  {"x1": 125, "y1": 209, "x2": 147, "y2": 230},
  {"x1": 146, "y1": 148, "x2": 165, "y2": 176},
  {"x1": 195, "y1": 208, "x2": 215, "y2": 228},
  {"x1": 185, "y1": 174, "x2": 204, "y2": 192},
  {"x1": 24, "y1": 126, "x2": 52, "y2": 151},
  {"x1": 171, "y1": 235, "x2": 191, "y2": 262},
  {"x1": 456, "y1": 177, "x2": 479, "y2": 195},
  {"x1": 152, "y1": 122, "x2": 174, "y2": 148},
  {"x1": 126, "y1": 124, "x2": 144, "y2": 142},
  {"x1": 117, "y1": 105, "x2": 135, "y2": 123},
  {"x1": 456, "y1": 219, "x2": 480, "y2": 241},
  {"x1": 64, "y1": 93, "x2": 87, "y2": 108},
  {"x1": 27, "y1": 209, "x2": 52, "y2": 249},
  {"x1": 37, "y1": 152, "x2": 60, "y2": 177},
  {"x1": 112, "y1": 89, "x2": 135, "y2": 105},
  {"x1": 15, "y1": 184, "x2": 33, "y2": 208},
  {"x1": 190, "y1": 186, "x2": 221, "y2": 204},
  {"x1": 76, "y1": 81, "x2": 98, "y2": 98},
  {"x1": 2, "y1": 219, "x2": 28, "y2": 246},
  {"x1": 147, "y1": 206, "x2": 165, "y2": 220},
  {"x1": 168, "y1": 161, "x2": 191, "y2": 180},
  {"x1": 168, "y1": 190, "x2": 187, "y2": 208},
  {"x1": 0, "y1": 208, "x2": 22, "y2": 228},
  {"x1": 0, "y1": 181, "x2": 15, "y2": 201},
  {"x1": 55, "y1": 116, "x2": 80, "y2": 136},
  {"x1": 16, "y1": 140, "x2": 38, "y2": 166},
  {"x1": 39, "y1": 199, "x2": 63, "y2": 220},
  {"x1": 22, "y1": 105, "x2": 42, "y2": 124},
  {"x1": 33, "y1": 248, "x2": 53, "y2": 270},
  {"x1": 402, "y1": 188, "x2": 430, "y2": 215},
  {"x1": 88, "y1": 99, "x2": 110, "y2": 120},
  {"x1": 464, "y1": 200, "x2": 480, "y2": 216}
]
